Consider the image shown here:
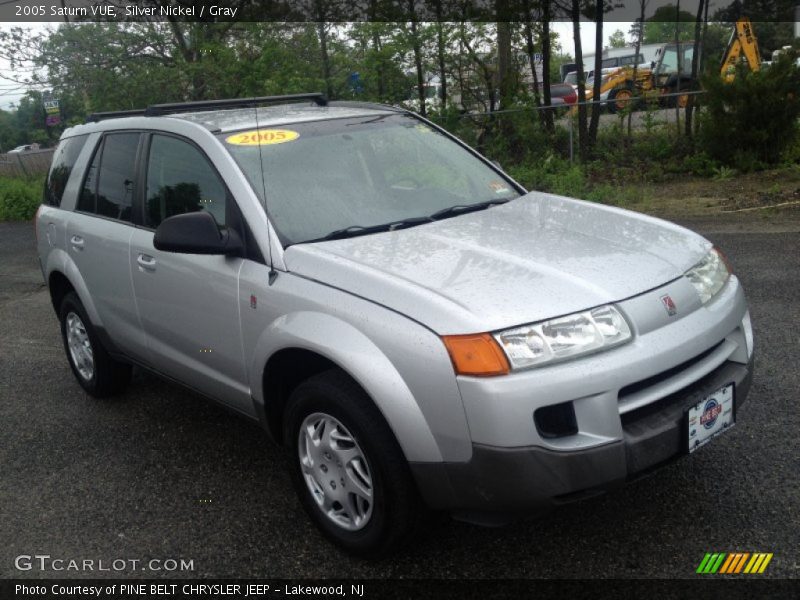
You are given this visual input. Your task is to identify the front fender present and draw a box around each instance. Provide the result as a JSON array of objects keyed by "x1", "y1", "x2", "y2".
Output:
[{"x1": 250, "y1": 311, "x2": 444, "y2": 463}]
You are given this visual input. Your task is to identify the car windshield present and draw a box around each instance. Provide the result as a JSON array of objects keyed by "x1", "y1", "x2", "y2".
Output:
[{"x1": 219, "y1": 113, "x2": 521, "y2": 245}]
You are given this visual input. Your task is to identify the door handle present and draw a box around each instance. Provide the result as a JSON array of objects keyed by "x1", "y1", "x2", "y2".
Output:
[
  {"x1": 137, "y1": 253, "x2": 157, "y2": 271},
  {"x1": 70, "y1": 235, "x2": 84, "y2": 250}
]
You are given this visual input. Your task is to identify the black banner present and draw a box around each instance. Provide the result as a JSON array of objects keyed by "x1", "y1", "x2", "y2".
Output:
[
  {"x1": 1, "y1": 0, "x2": 799, "y2": 23},
  {"x1": 2, "y1": 579, "x2": 799, "y2": 600}
]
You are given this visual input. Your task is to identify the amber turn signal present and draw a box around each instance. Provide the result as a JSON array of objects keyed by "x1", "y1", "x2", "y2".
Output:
[{"x1": 442, "y1": 333, "x2": 510, "y2": 377}]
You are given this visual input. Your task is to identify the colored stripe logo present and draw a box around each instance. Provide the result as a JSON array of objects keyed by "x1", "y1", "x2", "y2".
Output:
[{"x1": 697, "y1": 552, "x2": 773, "y2": 574}]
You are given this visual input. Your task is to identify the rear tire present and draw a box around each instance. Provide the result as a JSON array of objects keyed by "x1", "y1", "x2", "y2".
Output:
[
  {"x1": 59, "y1": 291, "x2": 131, "y2": 398},
  {"x1": 284, "y1": 369, "x2": 426, "y2": 557}
]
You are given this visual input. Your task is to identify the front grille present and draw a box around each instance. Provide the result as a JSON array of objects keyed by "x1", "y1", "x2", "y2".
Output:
[
  {"x1": 619, "y1": 341, "x2": 724, "y2": 402},
  {"x1": 620, "y1": 358, "x2": 728, "y2": 427}
]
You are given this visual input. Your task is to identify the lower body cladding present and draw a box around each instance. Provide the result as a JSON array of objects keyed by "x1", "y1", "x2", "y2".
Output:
[{"x1": 410, "y1": 275, "x2": 754, "y2": 522}]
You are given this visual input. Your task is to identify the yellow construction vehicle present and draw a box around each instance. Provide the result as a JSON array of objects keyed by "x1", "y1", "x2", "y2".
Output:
[
  {"x1": 582, "y1": 18, "x2": 761, "y2": 113},
  {"x1": 582, "y1": 39, "x2": 697, "y2": 113},
  {"x1": 720, "y1": 17, "x2": 762, "y2": 81}
]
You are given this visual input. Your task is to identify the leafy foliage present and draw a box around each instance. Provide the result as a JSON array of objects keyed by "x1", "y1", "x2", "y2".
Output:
[
  {"x1": 638, "y1": 5, "x2": 696, "y2": 44},
  {"x1": 608, "y1": 30, "x2": 627, "y2": 49},
  {"x1": 699, "y1": 55, "x2": 800, "y2": 170},
  {"x1": 0, "y1": 176, "x2": 43, "y2": 221}
]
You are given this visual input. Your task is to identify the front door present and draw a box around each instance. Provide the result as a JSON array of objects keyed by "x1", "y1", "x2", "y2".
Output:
[{"x1": 129, "y1": 133, "x2": 250, "y2": 414}]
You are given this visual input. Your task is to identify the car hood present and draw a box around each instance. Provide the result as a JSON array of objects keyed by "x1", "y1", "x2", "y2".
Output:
[{"x1": 283, "y1": 192, "x2": 710, "y2": 334}]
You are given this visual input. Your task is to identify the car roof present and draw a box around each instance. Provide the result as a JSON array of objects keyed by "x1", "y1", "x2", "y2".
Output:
[
  {"x1": 62, "y1": 103, "x2": 399, "y2": 138},
  {"x1": 171, "y1": 104, "x2": 395, "y2": 133}
]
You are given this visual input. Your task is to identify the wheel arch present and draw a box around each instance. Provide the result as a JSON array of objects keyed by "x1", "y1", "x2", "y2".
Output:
[
  {"x1": 251, "y1": 312, "x2": 444, "y2": 463},
  {"x1": 44, "y1": 248, "x2": 104, "y2": 328}
]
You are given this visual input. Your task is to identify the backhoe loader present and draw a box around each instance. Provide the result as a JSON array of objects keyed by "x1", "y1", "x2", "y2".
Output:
[{"x1": 583, "y1": 18, "x2": 761, "y2": 113}]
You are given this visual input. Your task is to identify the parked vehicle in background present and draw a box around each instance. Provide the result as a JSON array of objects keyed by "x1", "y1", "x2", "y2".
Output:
[
  {"x1": 535, "y1": 82, "x2": 577, "y2": 110},
  {"x1": 37, "y1": 93, "x2": 755, "y2": 556},
  {"x1": 8, "y1": 143, "x2": 40, "y2": 153},
  {"x1": 563, "y1": 70, "x2": 578, "y2": 89},
  {"x1": 584, "y1": 18, "x2": 764, "y2": 113},
  {"x1": 583, "y1": 39, "x2": 698, "y2": 113},
  {"x1": 584, "y1": 43, "x2": 663, "y2": 71}
]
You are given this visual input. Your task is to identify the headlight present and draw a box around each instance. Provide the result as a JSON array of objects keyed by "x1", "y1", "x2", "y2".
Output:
[
  {"x1": 685, "y1": 248, "x2": 730, "y2": 304},
  {"x1": 493, "y1": 305, "x2": 632, "y2": 370}
]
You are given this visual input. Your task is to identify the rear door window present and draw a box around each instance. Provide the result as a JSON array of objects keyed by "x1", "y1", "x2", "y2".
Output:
[{"x1": 76, "y1": 133, "x2": 140, "y2": 222}]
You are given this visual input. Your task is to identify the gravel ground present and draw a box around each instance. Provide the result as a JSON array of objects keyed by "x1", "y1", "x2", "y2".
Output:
[{"x1": 0, "y1": 217, "x2": 797, "y2": 580}]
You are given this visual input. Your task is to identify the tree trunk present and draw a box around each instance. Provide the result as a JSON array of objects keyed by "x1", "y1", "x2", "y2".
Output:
[
  {"x1": 368, "y1": 2, "x2": 385, "y2": 99},
  {"x1": 674, "y1": 0, "x2": 681, "y2": 136},
  {"x1": 572, "y1": 0, "x2": 589, "y2": 160},
  {"x1": 410, "y1": 20, "x2": 426, "y2": 117},
  {"x1": 588, "y1": 0, "x2": 604, "y2": 149},
  {"x1": 497, "y1": 18, "x2": 514, "y2": 110},
  {"x1": 541, "y1": 1, "x2": 554, "y2": 133},
  {"x1": 524, "y1": 19, "x2": 545, "y2": 132},
  {"x1": 627, "y1": 0, "x2": 647, "y2": 137},
  {"x1": 317, "y1": 22, "x2": 334, "y2": 99},
  {"x1": 435, "y1": 19, "x2": 447, "y2": 110},
  {"x1": 373, "y1": 30, "x2": 385, "y2": 99},
  {"x1": 685, "y1": 0, "x2": 705, "y2": 138},
  {"x1": 694, "y1": 0, "x2": 710, "y2": 136}
]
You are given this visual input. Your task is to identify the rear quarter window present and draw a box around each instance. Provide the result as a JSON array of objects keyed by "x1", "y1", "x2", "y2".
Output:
[{"x1": 45, "y1": 135, "x2": 89, "y2": 207}]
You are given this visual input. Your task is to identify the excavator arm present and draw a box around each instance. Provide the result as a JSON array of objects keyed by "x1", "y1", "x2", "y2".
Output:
[{"x1": 721, "y1": 17, "x2": 762, "y2": 81}]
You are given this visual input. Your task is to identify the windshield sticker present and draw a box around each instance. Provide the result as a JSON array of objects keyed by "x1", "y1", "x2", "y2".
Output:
[
  {"x1": 414, "y1": 124, "x2": 432, "y2": 133},
  {"x1": 489, "y1": 181, "x2": 511, "y2": 194},
  {"x1": 225, "y1": 129, "x2": 299, "y2": 146}
]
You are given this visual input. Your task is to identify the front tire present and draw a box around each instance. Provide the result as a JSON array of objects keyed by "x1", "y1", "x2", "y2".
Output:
[
  {"x1": 284, "y1": 369, "x2": 425, "y2": 557},
  {"x1": 59, "y1": 291, "x2": 131, "y2": 398},
  {"x1": 608, "y1": 86, "x2": 635, "y2": 114}
]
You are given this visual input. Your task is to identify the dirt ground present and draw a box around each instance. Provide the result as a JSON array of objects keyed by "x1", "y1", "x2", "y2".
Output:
[{"x1": 626, "y1": 167, "x2": 800, "y2": 232}]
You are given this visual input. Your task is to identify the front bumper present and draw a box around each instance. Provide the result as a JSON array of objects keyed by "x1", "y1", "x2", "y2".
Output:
[{"x1": 411, "y1": 354, "x2": 753, "y2": 517}]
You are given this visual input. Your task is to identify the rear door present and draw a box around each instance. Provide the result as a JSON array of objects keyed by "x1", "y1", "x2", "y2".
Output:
[
  {"x1": 66, "y1": 132, "x2": 149, "y2": 360},
  {"x1": 128, "y1": 133, "x2": 251, "y2": 414}
]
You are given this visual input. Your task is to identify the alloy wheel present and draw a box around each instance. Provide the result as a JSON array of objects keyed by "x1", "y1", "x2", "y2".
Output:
[
  {"x1": 298, "y1": 412, "x2": 374, "y2": 531},
  {"x1": 65, "y1": 312, "x2": 94, "y2": 381}
]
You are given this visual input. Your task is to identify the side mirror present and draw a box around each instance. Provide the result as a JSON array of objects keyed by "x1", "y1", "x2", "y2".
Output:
[
  {"x1": 153, "y1": 211, "x2": 243, "y2": 256},
  {"x1": 651, "y1": 61, "x2": 656, "y2": 69}
]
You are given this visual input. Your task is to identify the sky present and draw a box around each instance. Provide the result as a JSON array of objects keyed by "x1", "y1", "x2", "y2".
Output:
[
  {"x1": 551, "y1": 21, "x2": 636, "y2": 58},
  {"x1": 0, "y1": 21, "x2": 52, "y2": 110}
]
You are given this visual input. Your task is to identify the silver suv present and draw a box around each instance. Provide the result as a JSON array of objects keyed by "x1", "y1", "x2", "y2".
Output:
[{"x1": 36, "y1": 94, "x2": 754, "y2": 555}]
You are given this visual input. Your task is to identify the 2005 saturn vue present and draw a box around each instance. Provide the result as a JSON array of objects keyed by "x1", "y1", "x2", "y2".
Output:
[{"x1": 36, "y1": 94, "x2": 754, "y2": 555}]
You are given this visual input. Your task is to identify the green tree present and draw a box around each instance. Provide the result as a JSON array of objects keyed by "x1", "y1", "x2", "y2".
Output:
[
  {"x1": 639, "y1": 4, "x2": 696, "y2": 44},
  {"x1": 712, "y1": 0, "x2": 797, "y2": 54},
  {"x1": 608, "y1": 29, "x2": 627, "y2": 48},
  {"x1": 699, "y1": 55, "x2": 800, "y2": 169}
]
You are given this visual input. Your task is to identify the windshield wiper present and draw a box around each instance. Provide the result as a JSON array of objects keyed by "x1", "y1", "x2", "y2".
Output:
[
  {"x1": 429, "y1": 198, "x2": 511, "y2": 221},
  {"x1": 304, "y1": 199, "x2": 512, "y2": 244},
  {"x1": 311, "y1": 216, "x2": 434, "y2": 242}
]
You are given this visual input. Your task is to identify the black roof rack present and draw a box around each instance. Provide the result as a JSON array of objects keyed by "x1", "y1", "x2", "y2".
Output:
[
  {"x1": 327, "y1": 100, "x2": 408, "y2": 114},
  {"x1": 86, "y1": 109, "x2": 147, "y2": 123},
  {"x1": 144, "y1": 93, "x2": 328, "y2": 116},
  {"x1": 84, "y1": 93, "x2": 328, "y2": 124}
]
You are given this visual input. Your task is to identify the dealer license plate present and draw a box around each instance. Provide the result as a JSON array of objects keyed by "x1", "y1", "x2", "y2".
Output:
[{"x1": 687, "y1": 384, "x2": 735, "y2": 454}]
